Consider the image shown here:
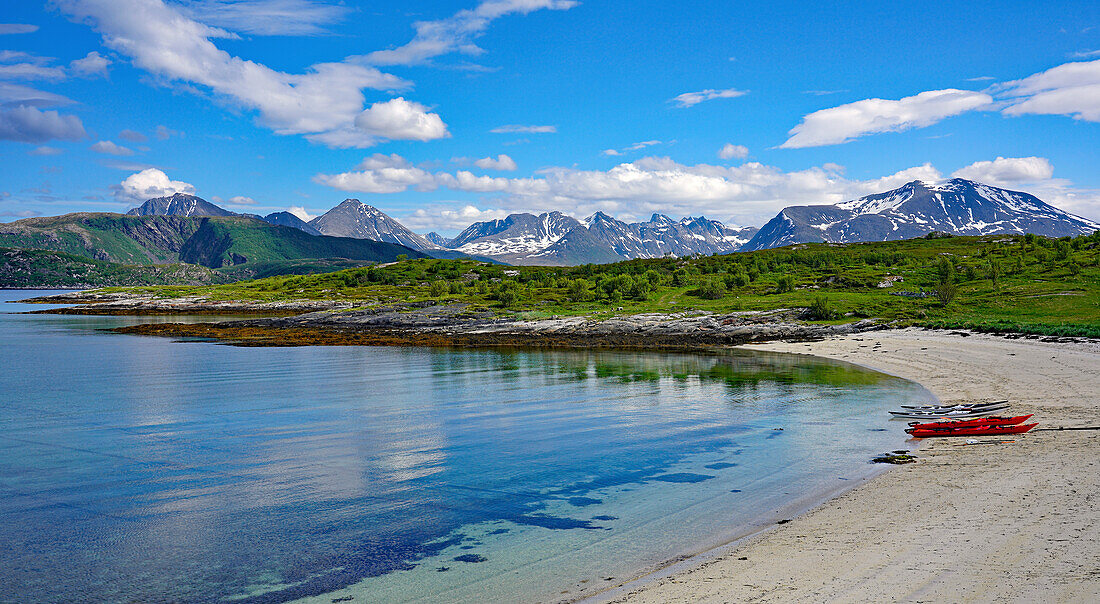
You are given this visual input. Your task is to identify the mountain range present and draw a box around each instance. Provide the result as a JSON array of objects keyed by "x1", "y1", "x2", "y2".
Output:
[
  {"x1": 6, "y1": 178, "x2": 1095, "y2": 285},
  {"x1": 741, "y1": 178, "x2": 1099, "y2": 251}
]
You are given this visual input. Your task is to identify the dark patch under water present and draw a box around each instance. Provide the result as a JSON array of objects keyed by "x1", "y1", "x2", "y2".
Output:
[
  {"x1": 650, "y1": 473, "x2": 716, "y2": 484},
  {"x1": 567, "y1": 496, "x2": 603, "y2": 507},
  {"x1": 704, "y1": 462, "x2": 739, "y2": 470}
]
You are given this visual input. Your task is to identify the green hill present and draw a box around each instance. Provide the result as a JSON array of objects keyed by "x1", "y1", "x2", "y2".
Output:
[
  {"x1": 112, "y1": 231, "x2": 1100, "y2": 337},
  {"x1": 0, "y1": 247, "x2": 227, "y2": 288},
  {"x1": 0, "y1": 213, "x2": 428, "y2": 286}
]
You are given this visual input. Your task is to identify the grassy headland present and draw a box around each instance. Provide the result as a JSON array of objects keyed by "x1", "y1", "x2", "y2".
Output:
[{"x1": 89, "y1": 231, "x2": 1100, "y2": 337}]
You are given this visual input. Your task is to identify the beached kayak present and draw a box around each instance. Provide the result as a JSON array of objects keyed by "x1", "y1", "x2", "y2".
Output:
[
  {"x1": 889, "y1": 405, "x2": 1009, "y2": 419},
  {"x1": 907, "y1": 414, "x2": 1033, "y2": 429},
  {"x1": 905, "y1": 422, "x2": 1037, "y2": 438},
  {"x1": 900, "y1": 400, "x2": 1007, "y2": 411}
]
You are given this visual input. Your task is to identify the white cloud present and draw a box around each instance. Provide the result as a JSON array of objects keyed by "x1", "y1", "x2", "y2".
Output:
[
  {"x1": 602, "y1": 140, "x2": 662, "y2": 156},
  {"x1": 313, "y1": 152, "x2": 437, "y2": 193},
  {"x1": 0, "y1": 105, "x2": 86, "y2": 143},
  {"x1": 55, "y1": 0, "x2": 439, "y2": 148},
  {"x1": 999, "y1": 59, "x2": 1100, "y2": 122},
  {"x1": 403, "y1": 204, "x2": 509, "y2": 232},
  {"x1": 155, "y1": 124, "x2": 181, "y2": 140},
  {"x1": 69, "y1": 51, "x2": 111, "y2": 77},
  {"x1": 781, "y1": 88, "x2": 993, "y2": 148},
  {"x1": 490, "y1": 124, "x2": 556, "y2": 133},
  {"x1": 90, "y1": 140, "x2": 134, "y2": 155},
  {"x1": 670, "y1": 88, "x2": 747, "y2": 108},
  {"x1": 1070, "y1": 49, "x2": 1100, "y2": 59},
  {"x1": 0, "y1": 51, "x2": 67, "y2": 81},
  {"x1": 474, "y1": 154, "x2": 517, "y2": 170},
  {"x1": 718, "y1": 143, "x2": 749, "y2": 160},
  {"x1": 0, "y1": 24, "x2": 39, "y2": 35},
  {"x1": 361, "y1": 0, "x2": 578, "y2": 66},
  {"x1": 951, "y1": 156, "x2": 1054, "y2": 186},
  {"x1": 118, "y1": 128, "x2": 147, "y2": 142},
  {"x1": 115, "y1": 168, "x2": 195, "y2": 202},
  {"x1": 29, "y1": 145, "x2": 64, "y2": 155},
  {"x1": 178, "y1": 0, "x2": 351, "y2": 36},
  {"x1": 226, "y1": 195, "x2": 256, "y2": 205},
  {"x1": 287, "y1": 205, "x2": 314, "y2": 221}
]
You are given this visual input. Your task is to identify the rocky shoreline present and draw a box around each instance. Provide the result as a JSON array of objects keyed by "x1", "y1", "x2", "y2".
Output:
[{"x1": 21, "y1": 291, "x2": 884, "y2": 349}]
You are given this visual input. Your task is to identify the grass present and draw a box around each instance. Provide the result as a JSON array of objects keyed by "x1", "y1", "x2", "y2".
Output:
[{"x1": 93, "y1": 231, "x2": 1100, "y2": 337}]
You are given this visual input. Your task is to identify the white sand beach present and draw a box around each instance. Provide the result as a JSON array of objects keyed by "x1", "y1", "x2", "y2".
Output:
[{"x1": 605, "y1": 328, "x2": 1100, "y2": 603}]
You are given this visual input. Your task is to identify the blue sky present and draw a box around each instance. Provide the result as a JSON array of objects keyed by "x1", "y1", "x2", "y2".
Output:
[{"x1": 1, "y1": 0, "x2": 1099, "y2": 234}]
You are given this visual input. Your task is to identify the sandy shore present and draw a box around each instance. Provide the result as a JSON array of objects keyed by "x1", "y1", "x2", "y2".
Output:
[{"x1": 604, "y1": 328, "x2": 1100, "y2": 603}]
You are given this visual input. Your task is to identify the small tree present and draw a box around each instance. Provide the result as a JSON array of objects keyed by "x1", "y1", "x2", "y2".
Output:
[
  {"x1": 932, "y1": 281, "x2": 958, "y2": 306},
  {"x1": 806, "y1": 295, "x2": 836, "y2": 320},
  {"x1": 776, "y1": 274, "x2": 795, "y2": 294},
  {"x1": 697, "y1": 277, "x2": 726, "y2": 300},
  {"x1": 567, "y1": 278, "x2": 590, "y2": 302},
  {"x1": 428, "y1": 281, "x2": 448, "y2": 298},
  {"x1": 987, "y1": 259, "x2": 1001, "y2": 290}
]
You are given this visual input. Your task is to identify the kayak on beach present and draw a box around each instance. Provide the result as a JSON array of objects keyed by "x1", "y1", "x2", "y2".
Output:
[
  {"x1": 900, "y1": 400, "x2": 1007, "y2": 411},
  {"x1": 889, "y1": 404, "x2": 1009, "y2": 419},
  {"x1": 907, "y1": 414, "x2": 1034, "y2": 429},
  {"x1": 905, "y1": 422, "x2": 1038, "y2": 438}
]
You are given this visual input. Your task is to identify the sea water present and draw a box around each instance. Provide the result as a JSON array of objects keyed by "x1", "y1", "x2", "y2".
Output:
[{"x1": 0, "y1": 290, "x2": 929, "y2": 603}]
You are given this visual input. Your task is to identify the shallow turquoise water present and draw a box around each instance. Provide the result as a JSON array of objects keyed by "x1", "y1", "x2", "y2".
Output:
[{"x1": 0, "y1": 290, "x2": 928, "y2": 603}]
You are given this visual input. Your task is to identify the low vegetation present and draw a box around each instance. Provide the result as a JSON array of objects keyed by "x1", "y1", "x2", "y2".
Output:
[{"x1": 96, "y1": 231, "x2": 1100, "y2": 337}]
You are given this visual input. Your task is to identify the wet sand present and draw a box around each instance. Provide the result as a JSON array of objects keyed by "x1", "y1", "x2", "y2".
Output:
[{"x1": 604, "y1": 328, "x2": 1100, "y2": 603}]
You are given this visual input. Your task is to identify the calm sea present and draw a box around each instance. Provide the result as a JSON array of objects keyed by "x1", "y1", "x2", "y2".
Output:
[{"x1": 0, "y1": 290, "x2": 928, "y2": 603}]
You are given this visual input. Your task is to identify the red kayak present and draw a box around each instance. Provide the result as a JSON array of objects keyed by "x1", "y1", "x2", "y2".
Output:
[
  {"x1": 906, "y1": 423, "x2": 1037, "y2": 438},
  {"x1": 907, "y1": 414, "x2": 1033, "y2": 430}
]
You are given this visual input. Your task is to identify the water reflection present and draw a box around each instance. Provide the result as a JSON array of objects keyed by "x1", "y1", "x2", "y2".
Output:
[{"x1": 0, "y1": 291, "x2": 927, "y2": 603}]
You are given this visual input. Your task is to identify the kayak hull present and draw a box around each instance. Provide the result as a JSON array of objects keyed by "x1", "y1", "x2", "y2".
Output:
[
  {"x1": 905, "y1": 423, "x2": 1037, "y2": 438},
  {"x1": 900, "y1": 400, "x2": 1007, "y2": 411},
  {"x1": 907, "y1": 414, "x2": 1033, "y2": 429}
]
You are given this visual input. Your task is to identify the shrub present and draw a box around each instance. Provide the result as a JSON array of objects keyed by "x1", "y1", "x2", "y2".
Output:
[
  {"x1": 775, "y1": 274, "x2": 795, "y2": 293},
  {"x1": 805, "y1": 295, "x2": 837, "y2": 320},
  {"x1": 932, "y1": 281, "x2": 958, "y2": 306},
  {"x1": 697, "y1": 277, "x2": 726, "y2": 300},
  {"x1": 428, "y1": 281, "x2": 447, "y2": 297}
]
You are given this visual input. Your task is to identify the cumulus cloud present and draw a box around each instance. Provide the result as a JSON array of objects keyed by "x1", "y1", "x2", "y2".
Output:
[
  {"x1": 287, "y1": 205, "x2": 314, "y2": 221},
  {"x1": 781, "y1": 89, "x2": 993, "y2": 148},
  {"x1": 114, "y1": 168, "x2": 195, "y2": 202},
  {"x1": 999, "y1": 59, "x2": 1100, "y2": 122},
  {"x1": 69, "y1": 51, "x2": 111, "y2": 77},
  {"x1": 402, "y1": 204, "x2": 510, "y2": 232},
  {"x1": 0, "y1": 24, "x2": 39, "y2": 35},
  {"x1": 718, "y1": 143, "x2": 749, "y2": 160},
  {"x1": 313, "y1": 152, "x2": 437, "y2": 193},
  {"x1": 54, "y1": 0, "x2": 447, "y2": 148},
  {"x1": 361, "y1": 0, "x2": 578, "y2": 66},
  {"x1": 0, "y1": 105, "x2": 86, "y2": 143},
  {"x1": 178, "y1": 0, "x2": 352, "y2": 36},
  {"x1": 474, "y1": 154, "x2": 517, "y2": 170},
  {"x1": 90, "y1": 140, "x2": 134, "y2": 155},
  {"x1": 490, "y1": 124, "x2": 556, "y2": 134},
  {"x1": 670, "y1": 88, "x2": 747, "y2": 108},
  {"x1": 225, "y1": 195, "x2": 256, "y2": 205},
  {"x1": 951, "y1": 156, "x2": 1055, "y2": 186}
]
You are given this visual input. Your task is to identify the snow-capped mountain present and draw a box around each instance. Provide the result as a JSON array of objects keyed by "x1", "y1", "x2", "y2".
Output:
[
  {"x1": 584, "y1": 212, "x2": 757, "y2": 259},
  {"x1": 310, "y1": 199, "x2": 437, "y2": 251},
  {"x1": 425, "y1": 232, "x2": 452, "y2": 247},
  {"x1": 127, "y1": 193, "x2": 237, "y2": 217},
  {"x1": 262, "y1": 211, "x2": 322, "y2": 235},
  {"x1": 742, "y1": 178, "x2": 1100, "y2": 251}
]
